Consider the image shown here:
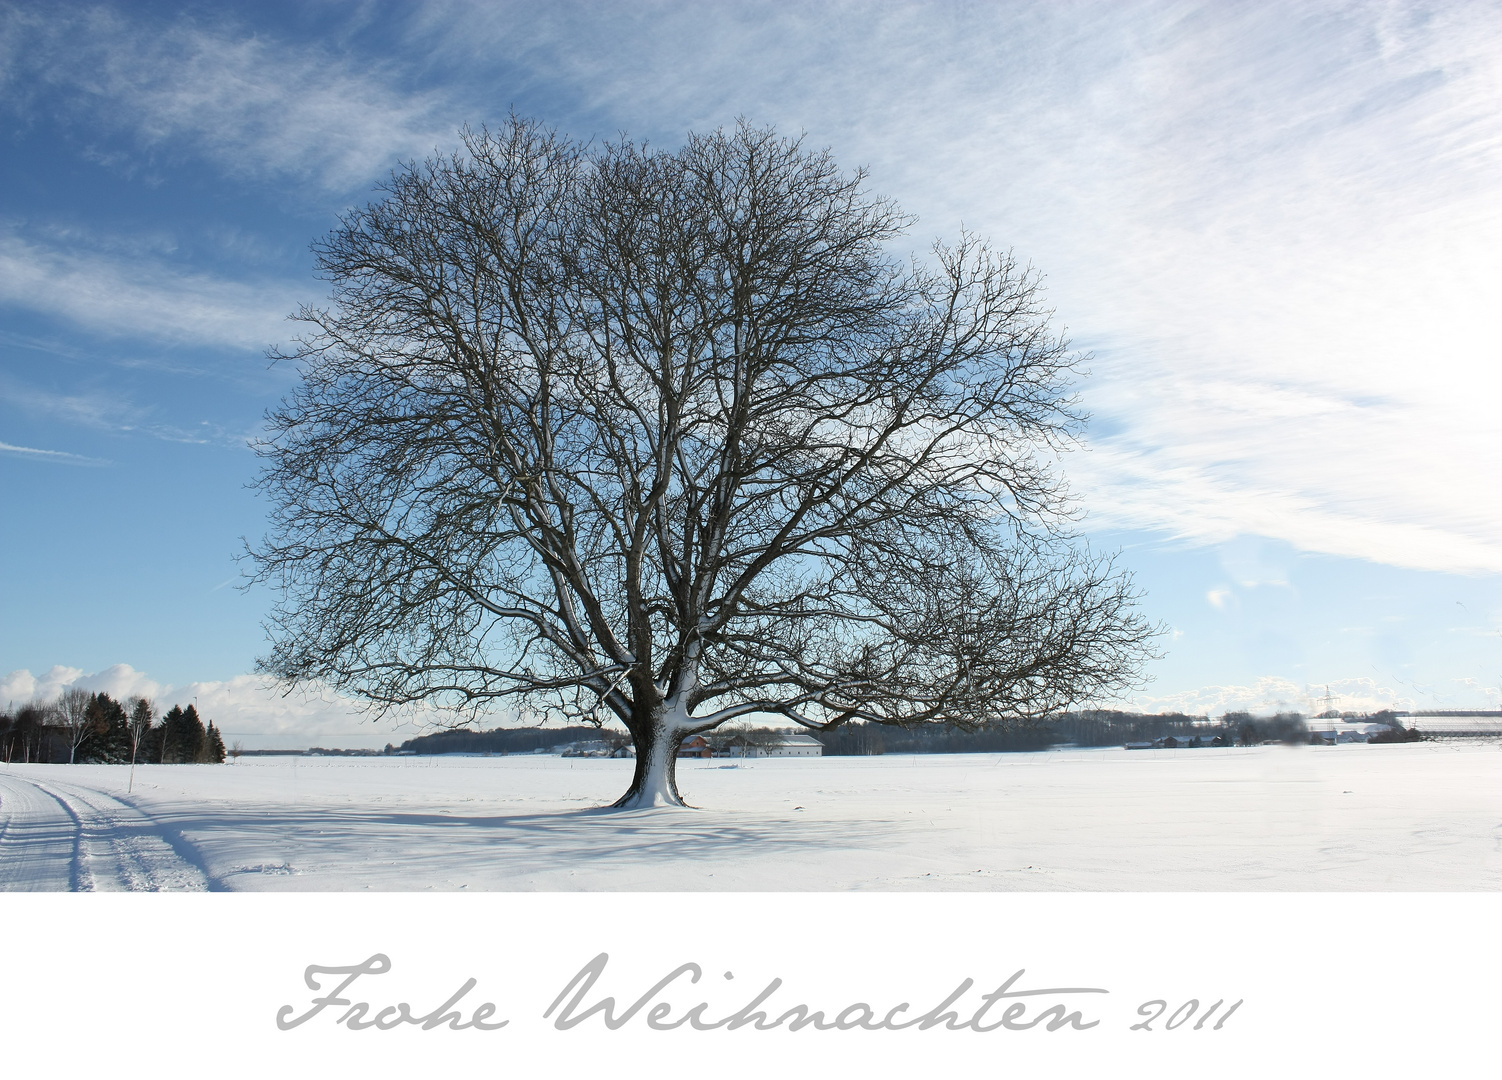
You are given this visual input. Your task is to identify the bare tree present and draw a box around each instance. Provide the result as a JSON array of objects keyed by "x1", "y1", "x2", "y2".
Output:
[
  {"x1": 8, "y1": 702, "x2": 49, "y2": 763},
  {"x1": 125, "y1": 696, "x2": 155, "y2": 792},
  {"x1": 56, "y1": 687, "x2": 93, "y2": 765},
  {"x1": 251, "y1": 117, "x2": 1157, "y2": 808}
]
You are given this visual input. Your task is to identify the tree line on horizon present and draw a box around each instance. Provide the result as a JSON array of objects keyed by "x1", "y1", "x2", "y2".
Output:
[
  {"x1": 0, "y1": 691, "x2": 227, "y2": 765},
  {"x1": 389, "y1": 708, "x2": 1412, "y2": 757}
]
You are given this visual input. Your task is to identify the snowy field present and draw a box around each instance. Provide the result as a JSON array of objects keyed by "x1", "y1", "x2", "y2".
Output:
[{"x1": 1, "y1": 742, "x2": 1499, "y2": 891}]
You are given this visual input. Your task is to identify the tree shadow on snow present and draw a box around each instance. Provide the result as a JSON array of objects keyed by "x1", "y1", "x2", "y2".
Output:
[{"x1": 139, "y1": 802, "x2": 887, "y2": 889}]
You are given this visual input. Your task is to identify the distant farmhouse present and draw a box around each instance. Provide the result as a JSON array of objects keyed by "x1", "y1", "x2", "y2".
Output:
[
  {"x1": 744, "y1": 733, "x2": 823, "y2": 757},
  {"x1": 1303, "y1": 720, "x2": 1393, "y2": 744},
  {"x1": 679, "y1": 733, "x2": 824, "y2": 759},
  {"x1": 1125, "y1": 733, "x2": 1234, "y2": 749}
]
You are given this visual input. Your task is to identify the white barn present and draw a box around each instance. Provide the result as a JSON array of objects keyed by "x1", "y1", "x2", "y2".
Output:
[
  {"x1": 716, "y1": 733, "x2": 825, "y2": 758},
  {"x1": 760, "y1": 734, "x2": 823, "y2": 757}
]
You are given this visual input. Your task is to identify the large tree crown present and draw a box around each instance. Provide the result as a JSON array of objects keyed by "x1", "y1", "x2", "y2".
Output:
[{"x1": 252, "y1": 116, "x2": 1156, "y2": 735}]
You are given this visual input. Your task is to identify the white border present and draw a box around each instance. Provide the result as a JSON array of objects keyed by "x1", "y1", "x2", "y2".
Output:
[{"x1": 2, "y1": 892, "x2": 1495, "y2": 1076}]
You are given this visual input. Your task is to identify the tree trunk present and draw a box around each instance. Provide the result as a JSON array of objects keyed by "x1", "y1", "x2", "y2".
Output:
[{"x1": 611, "y1": 714, "x2": 687, "y2": 809}]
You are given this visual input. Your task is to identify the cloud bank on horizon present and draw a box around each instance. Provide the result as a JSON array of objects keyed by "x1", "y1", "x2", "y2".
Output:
[{"x1": 0, "y1": 664, "x2": 416, "y2": 747}]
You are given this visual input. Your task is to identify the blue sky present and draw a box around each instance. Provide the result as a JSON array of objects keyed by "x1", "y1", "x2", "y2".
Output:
[{"x1": 2, "y1": 0, "x2": 1499, "y2": 746}]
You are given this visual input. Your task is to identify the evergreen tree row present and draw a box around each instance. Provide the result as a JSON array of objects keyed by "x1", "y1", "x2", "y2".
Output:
[{"x1": 0, "y1": 692, "x2": 226, "y2": 764}]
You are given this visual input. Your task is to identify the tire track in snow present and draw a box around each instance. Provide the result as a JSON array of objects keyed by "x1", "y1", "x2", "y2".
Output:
[
  {"x1": 0, "y1": 772, "x2": 82, "y2": 891},
  {"x1": 0, "y1": 772, "x2": 213, "y2": 891}
]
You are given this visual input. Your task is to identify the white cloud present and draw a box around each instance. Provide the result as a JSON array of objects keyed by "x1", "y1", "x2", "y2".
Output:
[
  {"x1": 7, "y1": 2, "x2": 1500, "y2": 572},
  {"x1": 0, "y1": 7, "x2": 458, "y2": 360},
  {"x1": 0, "y1": 440, "x2": 107, "y2": 465},
  {"x1": 1127, "y1": 671, "x2": 1502, "y2": 717},
  {"x1": 72, "y1": 662, "x2": 164, "y2": 702},
  {"x1": 171, "y1": 674, "x2": 411, "y2": 746},
  {"x1": 2, "y1": 6, "x2": 456, "y2": 192},
  {"x1": 1, "y1": 665, "x2": 83, "y2": 705},
  {"x1": 0, "y1": 364, "x2": 268, "y2": 450},
  {"x1": 1127, "y1": 674, "x2": 1428, "y2": 717},
  {"x1": 0, "y1": 224, "x2": 305, "y2": 349},
  {"x1": 3, "y1": 664, "x2": 172, "y2": 709},
  {"x1": 1, "y1": 664, "x2": 420, "y2": 748},
  {"x1": 412, "y1": 0, "x2": 1502, "y2": 574}
]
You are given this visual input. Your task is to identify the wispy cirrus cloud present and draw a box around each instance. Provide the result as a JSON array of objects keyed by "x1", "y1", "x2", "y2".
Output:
[
  {"x1": 405, "y1": 0, "x2": 1502, "y2": 575},
  {"x1": 0, "y1": 373, "x2": 261, "y2": 449},
  {"x1": 0, "y1": 4, "x2": 457, "y2": 192},
  {"x1": 0, "y1": 223, "x2": 306, "y2": 349},
  {"x1": 0, "y1": 439, "x2": 108, "y2": 465},
  {"x1": 6, "y1": 1, "x2": 1502, "y2": 574}
]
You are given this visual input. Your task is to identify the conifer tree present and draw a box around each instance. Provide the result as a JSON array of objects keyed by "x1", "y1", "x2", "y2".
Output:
[
  {"x1": 203, "y1": 721, "x2": 227, "y2": 764},
  {"x1": 181, "y1": 704, "x2": 207, "y2": 763},
  {"x1": 159, "y1": 705, "x2": 206, "y2": 763},
  {"x1": 81, "y1": 693, "x2": 131, "y2": 763},
  {"x1": 159, "y1": 705, "x2": 184, "y2": 762},
  {"x1": 142, "y1": 718, "x2": 166, "y2": 764}
]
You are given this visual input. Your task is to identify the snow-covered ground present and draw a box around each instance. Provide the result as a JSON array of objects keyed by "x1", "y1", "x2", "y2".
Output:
[{"x1": 1, "y1": 741, "x2": 1498, "y2": 890}]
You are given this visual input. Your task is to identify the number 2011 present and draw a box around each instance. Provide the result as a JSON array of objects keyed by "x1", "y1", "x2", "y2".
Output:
[{"x1": 1131, "y1": 998, "x2": 1242, "y2": 1031}]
